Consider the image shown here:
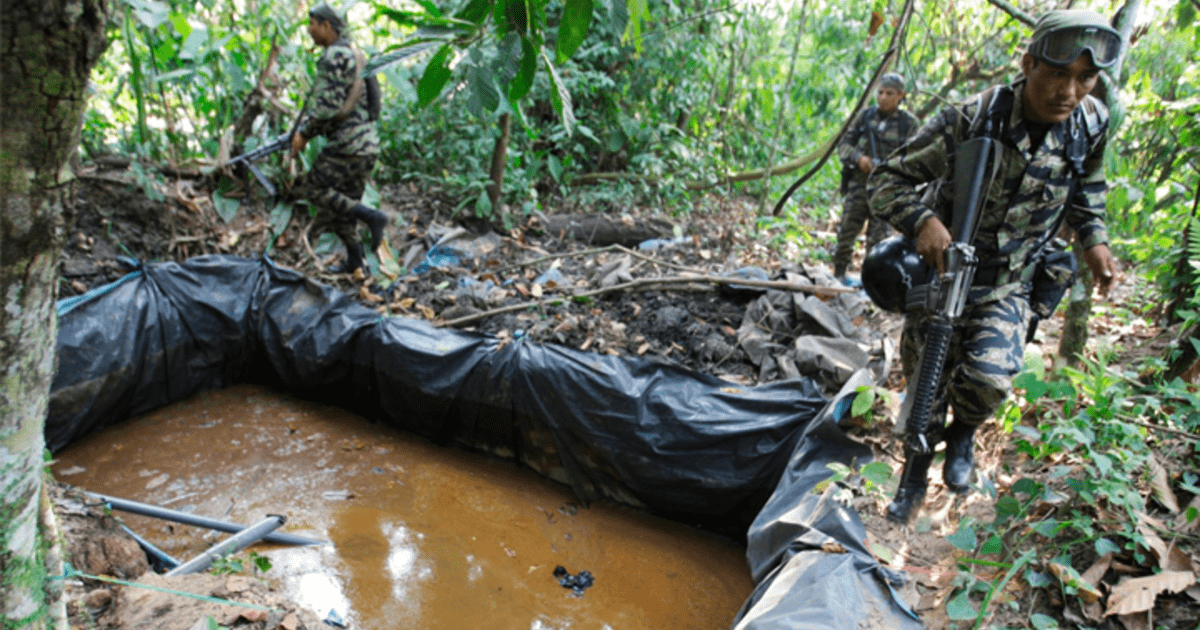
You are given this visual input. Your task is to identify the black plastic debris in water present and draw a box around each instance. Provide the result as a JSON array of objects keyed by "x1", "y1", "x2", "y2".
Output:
[
  {"x1": 553, "y1": 565, "x2": 595, "y2": 597},
  {"x1": 48, "y1": 255, "x2": 923, "y2": 630}
]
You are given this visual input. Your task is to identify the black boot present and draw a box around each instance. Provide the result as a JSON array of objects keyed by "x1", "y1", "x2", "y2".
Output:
[
  {"x1": 351, "y1": 203, "x2": 387, "y2": 252},
  {"x1": 943, "y1": 421, "x2": 978, "y2": 494},
  {"x1": 330, "y1": 241, "x2": 364, "y2": 275},
  {"x1": 886, "y1": 452, "x2": 934, "y2": 524}
]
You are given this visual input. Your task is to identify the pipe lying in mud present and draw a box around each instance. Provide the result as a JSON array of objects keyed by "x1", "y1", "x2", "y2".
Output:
[
  {"x1": 89, "y1": 492, "x2": 325, "y2": 546},
  {"x1": 117, "y1": 522, "x2": 180, "y2": 571},
  {"x1": 166, "y1": 514, "x2": 287, "y2": 576}
]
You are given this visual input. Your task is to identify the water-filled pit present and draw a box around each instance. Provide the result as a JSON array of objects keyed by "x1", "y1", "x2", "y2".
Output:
[{"x1": 53, "y1": 384, "x2": 753, "y2": 629}]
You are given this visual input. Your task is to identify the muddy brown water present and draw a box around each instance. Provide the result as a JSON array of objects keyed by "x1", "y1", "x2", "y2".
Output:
[{"x1": 53, "y1": 384, "x2": 753, "y2": 629}]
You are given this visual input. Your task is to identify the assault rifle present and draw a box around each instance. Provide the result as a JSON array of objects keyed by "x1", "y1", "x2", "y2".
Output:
[
  {"x1": 886, "y1": 133, "x2": 999, "y2": 521},
  {"x1": 225, "y1": 132, "x2": 293, "y2": 197}
]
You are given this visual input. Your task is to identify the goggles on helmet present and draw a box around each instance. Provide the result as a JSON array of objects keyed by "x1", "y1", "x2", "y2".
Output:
[{"x1": 1029, "y1": 25, "x2": 1121, "y2": 68}]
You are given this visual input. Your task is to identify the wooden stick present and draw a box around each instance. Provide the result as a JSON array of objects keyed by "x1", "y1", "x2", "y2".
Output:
[{"x1": 437, "y1": 274, "x2": 853, "y2": 328}]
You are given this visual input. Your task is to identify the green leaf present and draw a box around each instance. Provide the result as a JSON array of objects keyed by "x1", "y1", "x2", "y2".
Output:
[
  {"x1": 454, "y1": 0, "x2": 492, "y2": 23},
  {"x1": 1094, "y1": 537, "x2": 1121, "y2": 557},
  {"x1": 994, "y1": 495, "x2": 1021, "y2": 520},
  {"x1": 508, "y1": 36, "x2": 538, "y2": 100},
  {"x1": 1025, "y1": 569, "x2": 1054, "y2": 588},
  {"x1": 555, "y1": 0, "x2": 594, "y2": 64},
  {"x1": 466, "y1": 63, "x2": 501, "y2": 117},
  {"x1": 417, "y1": 45, "x2": 454, "y2": 108},
  {"x1": 496, "y1": 0, "x2": 529, "y2": 35},
  {"x1": 979, "y1": 535, "x2": 1003, "y2": 555},
  {"x1": 1012, "y1": 478, "x2": 1041, "y2": 497},
  {"x1": 946, "y1": 524, "x2": 976, "y2": 552},
  {"x1": 1030, "y1": 612, "x2": 1060, "y2": 629},
  {"x1": 851, "y1": 386, "x2": 875, "y2": 417},
  {"x1": 945, "y1": 589, "x2": 978, "y2": 621},
  {"x1": 211, "y1": 190, "x2": 240, "y2": 224},
  {"x1": 1187, "y1": 506, "x2": 1199, "y2": 524},
  {"x1": 859, "y1": 461, "x2": 892, "y2": 487},
  {"x1": 268, "y1": 203, "x2": 292, "y2": 236},
  {"x1": 539, "y1": 48, "x2": 575, "y2": 135}
]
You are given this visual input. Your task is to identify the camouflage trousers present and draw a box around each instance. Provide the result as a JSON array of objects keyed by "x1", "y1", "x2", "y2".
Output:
[
  {"x1": 301, "y1": 150, "x2": 378, "y2": 245},
  {"x1": 833, "y1": 183, "x2": 891, "y2": 276},
  {"x1": 900, "y1": 292, "x2": 1031, "y2": 428}
]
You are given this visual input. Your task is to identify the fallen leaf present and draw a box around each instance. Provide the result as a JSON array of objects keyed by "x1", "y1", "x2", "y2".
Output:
[
  {"x1": 820, "y1": 541, "x2": 847, "y2": 554},
  {"x1": 1104, "y1": 571, "x2": 1196, "y2": 617},
  {"x1": 1115, "y1": 611, "x2": 1149, "y2": 630},
  {"x1": 1048, "y1": 561, "x2": 1104, "y2": 604},
  {"x1": 637, "y1": 343, "x2": 650, "y2": 356},
  {"x1": 532, "y1": 283, "x2": 544, "y2": 298},
  {"x1": 1147, "y1": 455, "x2": 1181, "y2": 514},
  {"x1": 1081, "y1": 554, "x2": 1114, "y2": 588},
  {"x1": 279, "y1": 612, "x2": 300, "y2": 630}
]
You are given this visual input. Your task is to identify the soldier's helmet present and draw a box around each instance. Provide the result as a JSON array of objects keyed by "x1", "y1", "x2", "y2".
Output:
[
  {"x1": 862, "y1": 235, "x2": 932, "y2": 312},
  {"x1": 880, "y1": 73, "x2": 906, "y2": 91},
  {"x1": 1028, "y1": 10, "x2": 1121, "y2": 68}
]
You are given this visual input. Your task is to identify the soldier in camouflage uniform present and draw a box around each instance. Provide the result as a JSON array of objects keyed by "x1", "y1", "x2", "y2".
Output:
[
  {"x1": 869, "y1": 10, "x2": 1120, "y2": 522},
  {"x1": 291, "y1": 3, "x2": 387, "y2": 274},
  {"x1": 832, "y1": 73, "x2": 920, "y2": 283}
]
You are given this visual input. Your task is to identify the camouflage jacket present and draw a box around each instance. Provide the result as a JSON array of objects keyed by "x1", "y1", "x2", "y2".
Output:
[
  {"x1": 838, "y1": 106, "x2": 921, "y2": 188},
  {"x1": 301, "y1": 36, "x2": 379, "y2": 156},
  {"x1": 868, "y1": 78, "x2": 1109, "y2": 304}
]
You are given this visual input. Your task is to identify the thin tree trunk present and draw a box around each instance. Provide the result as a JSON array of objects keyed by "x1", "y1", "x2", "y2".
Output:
[
  {"x1": 1057, "y1": 240, "x2": 1094, "y2": 369},
  {"x1": 487, "y1": 113, "x2": 511, "y2": 212},
  {"x1": 1, "y1": 0, "x2": 110, "y2": 626}
]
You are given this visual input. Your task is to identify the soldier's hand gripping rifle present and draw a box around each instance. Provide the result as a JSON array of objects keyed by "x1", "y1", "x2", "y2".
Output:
[{"x1": 885, "y1": 134, "x2": 999, "y2": 522}]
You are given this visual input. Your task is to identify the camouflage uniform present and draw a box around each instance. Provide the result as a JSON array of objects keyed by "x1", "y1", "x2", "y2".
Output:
[
  {"x1": 300, "y1": 35, "x2": 380, "y2": 248},
  {"x1": 833, "y1": 106, "x2": 920, "y2": 276},
  {"x1": 870, "y1": 78, "x2": 1110, "y2": 427}
]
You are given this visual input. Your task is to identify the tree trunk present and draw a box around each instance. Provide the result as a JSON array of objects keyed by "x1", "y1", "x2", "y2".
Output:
[
  {"x1": 487, "y1": 113, "x2": 511, "y2": 212},
  {"x1": 1, "y1": 0, "x2": 110, "y2": 626},
  {"x1": 1057, "y1": 239, "x2": 1094, "y2": 369}
]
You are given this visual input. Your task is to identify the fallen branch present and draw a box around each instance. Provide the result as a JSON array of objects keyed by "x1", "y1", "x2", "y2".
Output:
[
  {"x1": 437, "y1": 274, "x2": 854, "y2": 328},
  {"x1": 301, "y1": 218, "x2": 325, "y2": 272}
]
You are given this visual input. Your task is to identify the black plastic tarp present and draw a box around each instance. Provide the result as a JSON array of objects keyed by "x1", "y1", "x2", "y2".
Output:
[{"x1": 48, "y1": 255, "x2": 921, "y2": 628}]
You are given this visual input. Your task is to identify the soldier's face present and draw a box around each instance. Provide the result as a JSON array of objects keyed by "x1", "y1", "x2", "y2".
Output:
[
  {"x1": 1021, "y1": 52, "x2": 1101, "y2": 124},
  {"x1": 307, "y1": 18, "x2": 337, "y2": 46},
  {"x1": 876, "y1": 87, "x2": 903, "y2": 114}
]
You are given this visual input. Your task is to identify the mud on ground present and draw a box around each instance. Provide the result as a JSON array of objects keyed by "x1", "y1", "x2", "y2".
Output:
[{"x1": 56, "y1": 163, "x2": 1199, "y2": 630}]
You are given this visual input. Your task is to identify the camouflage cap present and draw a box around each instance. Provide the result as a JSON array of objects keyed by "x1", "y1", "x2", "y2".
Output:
[
  {"x1": 880, "y1": 73, "x2": 905, "y2": 91},
  {"x1": 309, "y1": 3, "x2": 345, "y2": 32}
]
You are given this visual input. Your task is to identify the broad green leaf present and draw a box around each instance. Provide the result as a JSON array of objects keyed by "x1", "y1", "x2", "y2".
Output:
[
  {"x1": 413, "y1": 0, "x2": 443, "y2": 18},
  {"x1": 268, "y1": 203, "x2": 292, "y2": 236},
  {"x1": 851, "y1": 386, "x2": 875, "y2": 417},
  {"x1": 1025, "y1": 569, "x2": 1054, "y2": 588},
  {"x1": 623, "y1": 0, "x2": 648, "y2": 53},
  {"x1": 859, "y1": 461, "x2": 892, "y2": 487},
  {"x1": 1094, "y1": 537, "x2": 1121, "y2": 557},
  {"x1": 1012, "y1": 477, "x2": 1041, "y2": 496},
  {"x1": 1030, "y1": 612, "x2": 1060, "y2": 629},
  {"x1": 466, "y1": 63, "x2": 501, "y2": 117},
  {"x1": 994, "y1": 495, "x2": 1020, "y2": 520},
  {"x1": 945, "y1": 525, "x2": 976, "y2": 552},
  {"x1": 944, "y1": 589, "x2": 978, "y2": 621},
  {"x1": 131, "y1": 0, "x2": 171, "y2": 29},
  {"x1": 508, "y1": 36, "x2": 537, "y2": 101},
  {"x1": 496, "y1": 0, "x2": 529, "y2": 35},
  {"x1": 555, "y1": 0, "x2": 594, "y2": 64},
  {"x1": 540, "y1": 48, "x2": 575, "y2": 136},
  {"x1": 211, "y1": 190, "x2": 240, "y2": 224},
  {"x1": 979, "y1": 535, "x2": 1003, "y2": 555},
  {"x1": 454, "y1": 0, "x2": 492, "y2": 23},
  {"x1": 417, "y1": 45, "x2": 454, "y2": 108}
]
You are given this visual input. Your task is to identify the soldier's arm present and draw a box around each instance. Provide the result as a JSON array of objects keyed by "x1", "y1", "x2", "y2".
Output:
[
  {"x1": 299, "y1": 46, "x2": 356, "y2": 140},
  {"x1": 868, "y1": 104, "x2": 961, "y2": 239},
  {"x1": 837, "y1": 110, "x2": 867, "y2": 167}
]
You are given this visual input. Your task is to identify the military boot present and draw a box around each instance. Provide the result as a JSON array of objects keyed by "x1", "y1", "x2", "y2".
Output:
[
  {"x1": 330, "y1": 241, "x2": 364, "y2": 275},
  {"x1": 351, "y1": 203, "x2": 387, "y2": 252},
  {"x1": 943, "y1": 420, "x2": 978, "y2": 494},
  {"x1": 886, "y1": 452, "x2": 934, "y2": 524}
]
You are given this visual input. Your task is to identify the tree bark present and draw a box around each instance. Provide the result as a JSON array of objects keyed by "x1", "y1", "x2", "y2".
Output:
[
  {"x1": 487, "y1": 113, "x2": 511, "y2": 212},
  {"x1": 1, "y1": 0, "x2": 109, "y2": 626}
]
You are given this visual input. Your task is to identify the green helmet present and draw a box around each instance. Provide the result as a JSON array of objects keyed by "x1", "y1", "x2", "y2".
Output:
[
  {"x1": 1028, "y1": 9, "x2": 1121, "y2": 68},
  {"x1": 309, "y1": 3, "x2": 345, "y2": 32},
  {"x1": 880, "y1": 73, "x2": 905, "y2": 91}
]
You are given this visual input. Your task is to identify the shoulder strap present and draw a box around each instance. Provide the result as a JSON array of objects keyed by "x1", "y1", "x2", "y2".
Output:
[{"x1": 334, "y1": 47, "x2": 367, "y2": 123}]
